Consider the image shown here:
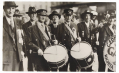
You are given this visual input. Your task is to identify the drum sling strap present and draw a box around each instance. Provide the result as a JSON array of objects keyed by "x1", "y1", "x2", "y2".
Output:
[
  {"x1": 37, "y1": 23, "x2": 49, "y2": 41},
  {"x1": 64, "y1": 24, "x2": 76, "y2": 41}
]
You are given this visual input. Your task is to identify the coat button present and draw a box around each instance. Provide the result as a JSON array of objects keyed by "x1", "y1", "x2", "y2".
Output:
[
  {"x1": 64, "y1": 34, "x2": 66, "y2": 36},
  {"x1": 36, "y1": 39, "x2": 37, "y2": 41},
  {"x1": 64, "y1": 39, "x2": 66, "y2": 40}
]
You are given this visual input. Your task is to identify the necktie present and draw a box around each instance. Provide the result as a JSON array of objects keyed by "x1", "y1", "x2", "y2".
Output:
[
  {"x1": 41, "y1": 23, "x2": 45, "y2": 31},
  {"x1": 10, "y1": 18, "x2": 14, "y2": 29}
]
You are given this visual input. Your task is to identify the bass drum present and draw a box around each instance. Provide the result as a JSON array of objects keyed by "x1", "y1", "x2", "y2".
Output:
[
  {"x1": 43, "y1": 44, "x2": 68, "y2": 69},
  {"x1": 103, "y1": 35, "x2": 116, "y2": 72},
  {"x1": 70, "y1": 41, "x2": 94, "y2": 69}
]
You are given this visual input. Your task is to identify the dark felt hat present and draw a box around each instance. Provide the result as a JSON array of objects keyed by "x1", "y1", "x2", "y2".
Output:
[
  {"x1": 13, "y1": 9, "x2": 22, "y2": 17},
  {"x1": 36, "y1": 9, "x2": 47, "y2": 16},
  {"x1": 63, "y1": 9, "x2": 73, "y2": 16},
  {"x1": 81, "y1": 10, "x2": 93, "y2": 19},
  {"x1": 26, "y1": 7, "x2": 37, "y2": 14},
  {"x1": 3, "y1": 1, "x2": 18, "y2": 8},
  {"x1": 49, "y1": 11, "x2": 61, "y2": 20}
]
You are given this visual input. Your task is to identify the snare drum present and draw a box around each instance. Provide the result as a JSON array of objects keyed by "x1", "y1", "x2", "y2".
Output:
[
  {"x1": 71, "y1": 41, "x2": 94, "y2": 69},
  {"x1": 43, "y1": 44, "x2": 68, "y2": 69}
]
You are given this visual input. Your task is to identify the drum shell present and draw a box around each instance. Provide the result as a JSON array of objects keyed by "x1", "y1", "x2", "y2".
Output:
[
  {"x1": 75, "y1": 52, "x2": 94, "y2": 69},
  {"x1": 47, "y1": 55, "x2": 68, "y2": 69},
  {"x1": 43, "y1": 44, "x2": 68, "y2": 69}
]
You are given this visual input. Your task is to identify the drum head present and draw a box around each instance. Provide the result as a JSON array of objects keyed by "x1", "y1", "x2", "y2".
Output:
[
  {"x1": 43, "y1": 45, "x2": 67, "y2": 63},
  {"x1": 103, "y1": 35, "x2": 116, "y2": 72},
  {"x1": 71, "y1": 41, "x2": 92, "y2": 59}
]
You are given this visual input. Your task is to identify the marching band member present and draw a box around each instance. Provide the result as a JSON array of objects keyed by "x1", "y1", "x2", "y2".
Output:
[
  {"x1": 22, "y1": 7, "x2": 37, "y2": 71},
  {"x1": 56, "y1": 9, "x2": 81, "y2": 71},
  {"x1": 27, "y1": 9, "x2": 58, "y2": 71},
  {"x1": 49, "y1": 11, "x2": 61, "y2": 37},
  {"x1": 3, "y1": 1, "x2": 23, "y2": 71},
  {"x1": 77, "y1": 10, "x2": 96, "y2": 71}
]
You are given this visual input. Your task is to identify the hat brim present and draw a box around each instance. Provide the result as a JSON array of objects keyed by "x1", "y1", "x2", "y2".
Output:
[
  {"x1": 13, "y1": 14, "x2": 22, "y2": 17},
  {"x1": 3, "y1": 5, "x2": 18, "y2": 8},
  {"x1": 26, "y1": 12, "x2": 36, "y2": 14},
  {"x1": 37, "y1": 14, "x2": 48, "y2": 16},
  {"x1": 81, "y1": 12, "x2": 93, "y2": 19},
  {"x1": 49, "y1": 14, "x2": 61, "y2": 20}
]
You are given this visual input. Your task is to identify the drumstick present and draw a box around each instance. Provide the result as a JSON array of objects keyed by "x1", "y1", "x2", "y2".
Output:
[
  {"x1": 77, "y1": 32, "x2": 80, "y2": 52},
  {"x1": 43, "y1": 53, "x2": 57, "y2": 55},
  {"x1": 54, "y1": 35, "x2": 57, "y2": 55}
]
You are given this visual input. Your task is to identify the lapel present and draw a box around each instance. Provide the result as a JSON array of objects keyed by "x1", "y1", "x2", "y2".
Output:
[
  {"x1": 27, "y1": 21, "x2": 32, "y2": 27},
  {"x1": 83, "y1": 22, "x2": 88, "y2": 37},
  {"x1": 105, "y1": 26, "x2": 113, "y2": 36},
  {"x1": 3, "y1": 16, "x2": 15, "y2": 41},
  {"x1": 32, "y1": 25, "x2": 42, "y2": 41},
  {"x1": 45, "y1": 25, "x2": 51, "y2": 39}
]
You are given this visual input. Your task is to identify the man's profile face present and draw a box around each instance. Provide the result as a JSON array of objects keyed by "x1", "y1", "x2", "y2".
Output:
[
  {"x1": 4, "y1": 6, "x2": 15, "y2": 17},
  {"x1": 37, "y1": 15, "x2": 46, "y2": 23},
  {"x1": 28, "y1": 13, "x2": 37, "y2": 21},
  {"x1": 52, "y1": 15, "x2": 59, "y2": 23},
  {"x1": 64, "y1": 15, "x2": 72, "y2": 22}
]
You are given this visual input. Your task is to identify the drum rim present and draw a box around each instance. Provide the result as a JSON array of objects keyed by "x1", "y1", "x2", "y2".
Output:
[
  {"x1": 71, "y1": 41, "x2": 93, "y2": 59},
  {"x1": 43, "y1": 44, "x2": 68, "y2": 63},
  {"x1": 49, "y1": 54, "x2": 69, "y2": 69},
  {"x1": 103, "y1": 35, "x2": 116, "y2": 71}
]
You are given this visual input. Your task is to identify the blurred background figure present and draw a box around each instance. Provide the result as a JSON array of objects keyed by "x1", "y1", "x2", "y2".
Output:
[
  {"x1": 91, "y1": 11, "x2": 98, "y2": 28},
  {"x1": 71, "y1": 13, "x2": 79, "y2": 25},
  {"x1": 13, "y1": 9, "x2": 23, "y2": 29}
]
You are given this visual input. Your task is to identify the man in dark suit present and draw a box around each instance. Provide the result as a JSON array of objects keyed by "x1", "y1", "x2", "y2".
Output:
[
  {"x1": 97, "y1": 15, "x2": 116, "y2": 72},
  {"x1": 49, "y1": 11, "x2": 61, "y2": 41},
  {"x1": 3, "y1": 1, "x2": 23, "y2": 71},
  {"x1": 22, "y1": 7, "x2": 37, "y2": 71},
  {"x1": 77, "y1": 10, "x2": 96, "y2": 71},
  {"x1": 56, "y1": 9, "x2": 81, "y2": 71},
  {"x1": 27, "y1": 9, "x2": 58, "y2": 71}
]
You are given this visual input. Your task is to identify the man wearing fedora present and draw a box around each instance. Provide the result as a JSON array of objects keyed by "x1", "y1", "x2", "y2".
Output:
[
  {"x1": 27, "y1": 9, "x2": 58, "y2": 71},
  {"x1": 22, "y1": 7, "x2": 37, "y2": 71},
  {"x1": 49, "y1": 11, "x2": 61, "y2": 42},
  {"x1": 3, "y1": 1, "x2": 23, "y2": 71},
  {"x1": 56, "y1": 9, "x2": 81, "y2": 71},
  {"x1": 77, "y1": 10, "x2": 97, "y2": 71}
]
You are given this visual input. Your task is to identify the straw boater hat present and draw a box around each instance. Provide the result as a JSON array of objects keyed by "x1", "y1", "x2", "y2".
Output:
[
  {"x1": 49, "y1": 11, "x2": 61, "y2": 20},
  {"x1": 36, "y1": 9, "x2": 47, "y2": 16},
  {"x1": 81, "y1": 10, "x2": 93, "y2": 20},
  {"x1": 26, "y1": 7, "x2": 37, "y2": 14},
  {"x1": 3, "y1": 1, "x2": 18, "y2": 8},
  {"x1": 13, "y1": 9, "x2": 22, "y2": 17}
]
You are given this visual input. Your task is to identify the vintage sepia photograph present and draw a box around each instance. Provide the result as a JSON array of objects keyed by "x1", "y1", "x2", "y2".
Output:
[{"x1": 2, "y1": 1, "x2": 116, "y2": 72}]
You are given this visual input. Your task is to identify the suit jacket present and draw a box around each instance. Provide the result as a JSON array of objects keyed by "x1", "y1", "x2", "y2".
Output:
[
  {"x1": 22, "y1": 21, "x2": 32, "y2": 55},
  {"x1": 49, "y1": 24, "x2": 58, "y2": 39},
  {"x1": 98, "y1": 24, "x2": 114, "y2": 49},
  {"x1": 77, "y1": 22, "x2": 96, "y2": 45},
  {"x1": 27, "y1": 23, "x2": 51, "y2": 52},
  {"x1": 56, "y1": 22, "x2": 78, "y2": 50},
  {"x1": 3, "y1": 16, "x2": 22, "y2": 65}
]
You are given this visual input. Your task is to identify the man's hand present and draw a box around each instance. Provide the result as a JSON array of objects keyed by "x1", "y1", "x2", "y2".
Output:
[
  {"x1": 21, "y1": 51, "x2": 24, "y2": 61},
  {"x1": 96, "y1": 41, "x2": 99, "y2": 45},
  {"x1": 38, "y1": 49, "x2": 43, "y2": 56},
  {"x1": 52, "y1": 40, "x2": 58, "y2": 45},
  {"x1": 77, "y1": 37, "x2": 81, "y2": 42}
]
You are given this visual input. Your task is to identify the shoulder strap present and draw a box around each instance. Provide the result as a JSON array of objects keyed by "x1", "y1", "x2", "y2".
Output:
[
  {"x1": 64, "y1": 24, "x2": 76, "y2": 41},
  {"x1": 37, "y1": 22, "x2": 49, "y2": 41}
]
